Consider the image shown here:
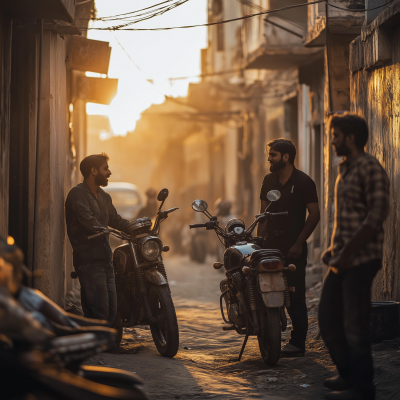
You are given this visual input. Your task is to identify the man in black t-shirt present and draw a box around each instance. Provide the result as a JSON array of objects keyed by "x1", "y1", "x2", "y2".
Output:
[{"x1": 258, "y1": 138, "x2": 320, "y2": 357}]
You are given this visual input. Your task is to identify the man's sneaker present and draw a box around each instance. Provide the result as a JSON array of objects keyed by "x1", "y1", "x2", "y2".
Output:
[
  {"x1": 280, "y1": 342, "x2": 305, "y2": 357},
  {"x1": 324, "y1": 375, "x2": 352, "y2": 391}
]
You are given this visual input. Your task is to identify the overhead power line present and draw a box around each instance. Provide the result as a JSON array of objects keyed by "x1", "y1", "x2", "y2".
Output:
[
  {"x1": 81, "y1": 1, "x2": 325, "y2": 31},
  {"x1": 80, "y1": 0, "x2": 395, "y2": 32}
]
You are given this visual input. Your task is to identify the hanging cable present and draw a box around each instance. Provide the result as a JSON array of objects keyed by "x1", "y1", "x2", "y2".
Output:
[
  {"x1": 79, "y1": 1, "x2": 326, "y2": 31},
  {"x1": 80, "y1": 0, "x2": 396, "y2": 31}
]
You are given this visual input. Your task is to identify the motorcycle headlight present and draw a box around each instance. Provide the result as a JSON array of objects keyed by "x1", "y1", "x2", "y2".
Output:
[
  {"x1": 142, "y1": 240, "x2": 161, "y2": 261},
  {"x1": 234, "y1": 226, "x2": 244, "y2": 235}
]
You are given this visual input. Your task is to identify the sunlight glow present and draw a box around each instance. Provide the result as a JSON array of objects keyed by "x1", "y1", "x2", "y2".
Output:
[{"x1": 86, "y1": 0, "x2": 207, "y2": 136}]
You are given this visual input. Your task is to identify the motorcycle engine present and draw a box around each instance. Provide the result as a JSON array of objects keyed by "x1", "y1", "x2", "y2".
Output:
[{"x1": 220, "y1": 278, "x2": 245, "y2": 327}]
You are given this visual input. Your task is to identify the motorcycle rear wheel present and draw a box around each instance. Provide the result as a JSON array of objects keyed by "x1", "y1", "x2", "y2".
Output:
[
  {"x1": 148, "y1": 285, "x2": 179, "y2": 357},
  {"x1": 258, "y1": 307, "x2": 281, "y2": 365}
]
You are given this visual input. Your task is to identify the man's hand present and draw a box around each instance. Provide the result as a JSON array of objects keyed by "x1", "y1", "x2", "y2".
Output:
[
  {"x1": 328, "y1": 247, "x2": 355, "y2": 274},
  {"x1": 321, "y1": 247, "x2": 332, "y2": 265},
  {"x1": 287, "y1": 242, "x2": 303, "y2": 259}
]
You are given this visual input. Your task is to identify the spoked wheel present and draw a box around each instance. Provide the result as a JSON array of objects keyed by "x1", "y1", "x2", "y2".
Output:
[
  {"x1": 258, "y1": 307, "x2": 281, "y2": 365},
  {"x1": 112, "y1": 310, "x2": 123, "y2": 347},
  {"x1": 148, "y1": 285, "x2": 179, "y2": 357}
]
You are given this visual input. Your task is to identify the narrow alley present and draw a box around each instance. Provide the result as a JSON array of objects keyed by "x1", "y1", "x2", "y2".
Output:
[{"x1": 87, "y1": 255, "x2": 400, "y2": 399}]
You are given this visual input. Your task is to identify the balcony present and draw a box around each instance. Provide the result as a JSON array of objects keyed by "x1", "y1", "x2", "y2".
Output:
[
  {"x1": 242, "y1": 3, "x2": 322, "y2": 70},
  {"x1": 304, "y1": 0, "x2": 365, "y2": 47}
]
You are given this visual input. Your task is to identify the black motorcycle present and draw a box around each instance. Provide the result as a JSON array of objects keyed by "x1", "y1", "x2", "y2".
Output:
[
  {"x1": 189, "y1": 190, "x2": 296, "y2": 365},
  {"x1": 87, "y1": 188, "x2": 179, "y2": 357},
  {"x1": 0, "y1": 244, "x2": 149, "y2": 400}
]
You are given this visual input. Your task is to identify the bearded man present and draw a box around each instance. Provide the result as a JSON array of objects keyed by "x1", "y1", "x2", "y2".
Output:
[
  {"x1": 257, "y1": 138, "x2": 320, "y2": 357},
  {"x1": 65, "y1": 153, "x2": 137, "y2": 326}
]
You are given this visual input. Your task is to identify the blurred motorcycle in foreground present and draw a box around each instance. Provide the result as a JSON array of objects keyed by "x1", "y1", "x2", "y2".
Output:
[
  {"x1": 0, "y1": 237, "x2": 149, "y2": 400},
  {"x1": 189, "y1": 190, "x2": 296, "y2": 365}
]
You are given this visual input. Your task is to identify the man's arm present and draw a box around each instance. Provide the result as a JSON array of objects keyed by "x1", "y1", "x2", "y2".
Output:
[
  {"x1": 329, "y1": 160, "x2": 390, "y2": 271},
  {"x1": 287, "y1": 202, "x2": 320, "y2": 259},
  {"x1": 66, "y1": 190, "x2": 103, "y2": 233},
  {"x1": 107, "y1": 200, "x2": 132, "y2": 233},
  {"x1": 257, "y1": 200, "x2": 268, "y2": 237}
]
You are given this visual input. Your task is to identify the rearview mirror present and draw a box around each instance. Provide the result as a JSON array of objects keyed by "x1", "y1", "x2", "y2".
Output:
[
  {"x1": 157, "y1": 188, "x2": 169, "y2": 202},
  {"x1": 192, "y1": 199, "x2": 208, "y2": 212},
  {"x1": 266, "y1": 190, "x2": 281, "y2": 202}
]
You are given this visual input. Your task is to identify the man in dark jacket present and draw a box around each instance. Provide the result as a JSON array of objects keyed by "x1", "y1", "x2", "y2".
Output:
[{"x1": 65, "y1": 153, "x2": 137, "y2": 326}]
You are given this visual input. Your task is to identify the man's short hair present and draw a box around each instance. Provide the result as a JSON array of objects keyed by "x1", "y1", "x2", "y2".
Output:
[
  {"x1": 266, "y1": 138, "x2": 296, "y2": 164},
  {"x1": 80, "y1": 153, "x2": 109, "y2": 179},
  {"x1": 329, "y1": 112, "x2": 369, "y2": 148}
]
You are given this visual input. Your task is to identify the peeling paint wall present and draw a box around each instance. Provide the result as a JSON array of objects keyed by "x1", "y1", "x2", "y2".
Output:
[{"x1": 351, "y1": 23, "x2": 400, "y2": 300}]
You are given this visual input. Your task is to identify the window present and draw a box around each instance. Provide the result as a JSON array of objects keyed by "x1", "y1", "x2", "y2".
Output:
[{"x1": 217, "y1": 23, "x2": 224, "y2": 52}]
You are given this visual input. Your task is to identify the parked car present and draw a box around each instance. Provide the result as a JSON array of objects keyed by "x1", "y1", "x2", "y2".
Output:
[
  {"x1": 102, "y1": 182, "x2": 143, "y2": 250},
  {"x1": 103, "y1": 182, "x2": 143, "y2": 220}
]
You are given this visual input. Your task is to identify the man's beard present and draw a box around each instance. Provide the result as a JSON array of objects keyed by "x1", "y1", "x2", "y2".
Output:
[
  {"x1": 334, "y1": 141, "x2": 351, "y2": 157},
  {"x1": 269, "y1": 159, "x2": 286, "y2": 172},
  {"x1": 95, "y1": 174, "x2": 109, "y2": 187}
]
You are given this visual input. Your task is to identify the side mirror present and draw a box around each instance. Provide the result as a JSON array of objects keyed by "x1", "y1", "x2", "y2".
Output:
[
  {"x1": 157, "y1": 188, "x2": 169, "y2": 202},
  {"x1": 266, "y1": 190, "x2": 281, "y2": 202},
  {"x1": 192, "y1": 199, "x2": 208, "y2": 212}
]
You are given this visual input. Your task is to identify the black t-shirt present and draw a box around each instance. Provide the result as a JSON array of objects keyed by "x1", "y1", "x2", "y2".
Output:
[{"x1": 259, "y1": 167, "x2": 318, "y2": 257}]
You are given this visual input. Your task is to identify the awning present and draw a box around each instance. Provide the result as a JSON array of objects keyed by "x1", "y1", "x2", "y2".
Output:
[
  {"x1": 244, "y1": 45, "x2": 323, "y2": 70},
  {"x1": 78, "y1": 77, "x2": 118, "y2": 105},
  {"x1": 2, "y1": 0, "x2": 75, "y2": 22},
  {"x1": 68, "y1": 37, "x2": 111, "y2": 75}
]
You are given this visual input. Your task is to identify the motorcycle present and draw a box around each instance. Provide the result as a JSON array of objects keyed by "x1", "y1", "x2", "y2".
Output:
[
  {"x1": 85, "y1": 188, "x2": 179, "y2": 357},
  {"x1": 189, "y1": 190, "x2": 296, "y2": 365},
  {"x1": 0, "y1": 241, "x2": 149, "y2": 400}
]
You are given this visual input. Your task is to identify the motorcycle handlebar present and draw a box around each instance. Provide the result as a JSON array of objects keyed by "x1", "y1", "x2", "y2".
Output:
[
  {"x1": 189, "y1": 223, "x2": 206, "y2": 229},
  {"x1": 87, "y1": 231, "x2": 106, "y2": 240},
  {"x1": 270, "y1": 211, "x2": 288, "y2": 218},
  {"x1": 165, "y1": 207, "x2": 179, "y2": 214},
  {"x1": 255, "y1": 211, "x2": 288, "y2": 219}
]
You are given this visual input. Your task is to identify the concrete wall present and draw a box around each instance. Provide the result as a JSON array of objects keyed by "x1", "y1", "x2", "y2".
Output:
[
  {"x1": 350, "y1": 8, "x2": 400, "y2": 301},
  {"x1": 34, "y1": 30, "x2": 68, "y2": 305}
]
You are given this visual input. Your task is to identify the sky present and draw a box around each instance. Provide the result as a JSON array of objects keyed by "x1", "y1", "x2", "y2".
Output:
[{"x1": 86, "y1": 0, "x2": 208, "y2": 136}]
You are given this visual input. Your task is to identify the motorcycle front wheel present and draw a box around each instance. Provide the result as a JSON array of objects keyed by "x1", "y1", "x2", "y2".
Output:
[
  {"x1": 258, "y1": 307, "x2": 281, "y2": 365},
  {"x1": 148, "y1": 285, "x2": 179, "y2": 357}
]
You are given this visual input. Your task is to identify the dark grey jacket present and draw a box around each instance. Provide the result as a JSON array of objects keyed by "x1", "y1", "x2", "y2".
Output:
[{"x1": 65, "y1": 182, "x2": 131, "y2": 267}]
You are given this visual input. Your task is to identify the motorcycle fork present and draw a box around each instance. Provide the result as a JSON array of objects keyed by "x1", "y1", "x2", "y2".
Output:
[{"x1": 129, "y1": 242, "x2": 157, "y2": 324}]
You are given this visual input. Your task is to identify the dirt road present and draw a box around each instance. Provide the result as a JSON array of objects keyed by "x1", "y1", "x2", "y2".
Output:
[{"x1": 86, "y1": 255, "x2": 400, "y2": 400}]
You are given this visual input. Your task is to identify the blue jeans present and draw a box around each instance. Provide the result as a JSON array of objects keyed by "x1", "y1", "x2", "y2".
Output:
[{"x1": 76, "y1": 264, "x2": 117, "y2": 326}]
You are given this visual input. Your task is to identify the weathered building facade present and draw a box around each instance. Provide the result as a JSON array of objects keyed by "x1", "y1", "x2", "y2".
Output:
[
  {"x1": 350, "y1": 0, "x2": 400, "y2": 301},
  {"x1": 0, "y1": 0, "x2": 116, "y2": 305}
]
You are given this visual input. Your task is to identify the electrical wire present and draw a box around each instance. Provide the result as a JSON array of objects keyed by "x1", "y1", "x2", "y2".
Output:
[
  {"x1": 79, "y1": 1, "x2": 326, "y2": 31},
  {"x1": 79, "y1": 0, "x2": 396, "y2": 31},
  {"x1": 236, "y1": 0, "x2": 306, "y2": 30},
  {"x1": 76, "y1": 0, "x2": 179, "y2": 20}
]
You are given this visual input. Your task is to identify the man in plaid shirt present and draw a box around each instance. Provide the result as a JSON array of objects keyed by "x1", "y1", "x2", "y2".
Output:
[{"x1": 319, "y1": 113, "x2": 390, "y2": 400}]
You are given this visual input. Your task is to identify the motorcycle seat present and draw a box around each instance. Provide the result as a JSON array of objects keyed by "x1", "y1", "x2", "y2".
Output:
[{"x1": 249, "y1": 249, "x2": 283, "y2": 264}]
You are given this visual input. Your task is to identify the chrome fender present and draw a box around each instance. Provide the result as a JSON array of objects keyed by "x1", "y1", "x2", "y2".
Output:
[
  {"x1": 258, "y1": 272, "x2": 285, "y2": 308},
  {"x1": 144, "y1": 267, "x2": 168, "y2": 286}
]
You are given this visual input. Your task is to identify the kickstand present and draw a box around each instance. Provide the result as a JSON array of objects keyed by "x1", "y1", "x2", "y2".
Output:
[{"x1": 237, "y1": 334, "x2": 249, "y2": 362}]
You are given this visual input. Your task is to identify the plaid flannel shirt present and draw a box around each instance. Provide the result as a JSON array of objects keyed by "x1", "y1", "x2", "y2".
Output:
[{"x1": 331, "y1": 153, "x2": 390, "y2": 267}]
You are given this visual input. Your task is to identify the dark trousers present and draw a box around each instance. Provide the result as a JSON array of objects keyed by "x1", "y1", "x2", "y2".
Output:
[
  {"x1": 76, "y1": 264, "x2": 117, "y2": 326},
  {"x1": 318, "y1": 259, "x2": 381, "y2": 392},
  {"x1": 286, "y1": 257, "x2": 308, "y2": 351}
]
